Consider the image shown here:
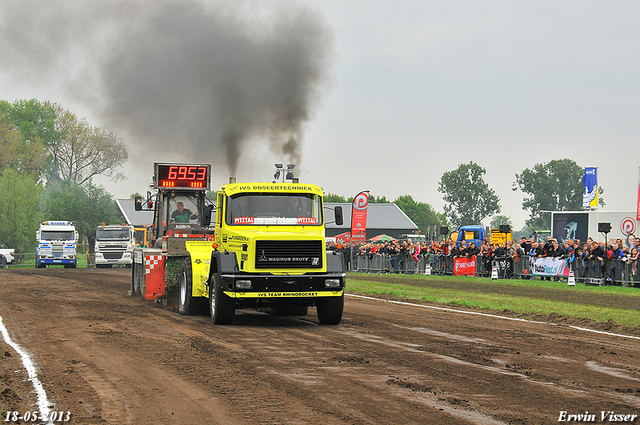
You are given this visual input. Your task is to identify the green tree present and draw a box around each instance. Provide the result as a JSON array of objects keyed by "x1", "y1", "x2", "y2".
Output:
[
  {"x1": 438, "y1": 162, "x2": 500, "y2": 227},
  {"x1": 324, "y1": 193, "x2": 348, "y2": 203},
  {"x1": 393, "y1": 195, "x2": 448, "y2": 233},
  {"x1": 513, "y1": 159, "x2": 593, "y2": 229},
  {"x1": 489, "y1": 215, "x2": 512, "y2": 229},
  {"x1": 0, "y1": 168, "x2": 42, "y2": 254},
  {"x1": 40, "y1": 180, "x2": 119, "y2": 249},
  {"x1": 53, "y1": 106, "x2": 129, "y2": 185},
  {"x1": 0, "y1": 99, "x2": 59, "y2": 147},
  {"x1": 0, "y1": 106, "x2": 52, "y2": 181},
  {"x1": 324, "y1": 193, "x2": 390, "y2": 204},
  {"x1": 370, "y1": 195, "x2": 390, "y2": 203}
]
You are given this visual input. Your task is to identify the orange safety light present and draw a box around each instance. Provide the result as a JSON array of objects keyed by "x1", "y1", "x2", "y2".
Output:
[{"x1": 212, "y1": 242, "x2": 219, "y2": 250}]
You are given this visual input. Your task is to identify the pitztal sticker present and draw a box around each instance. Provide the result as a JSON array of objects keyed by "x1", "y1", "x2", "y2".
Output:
[
  {"x1": 234, "y1": 217, "x2": 255, "y2": 224},
  {"x1": 297, "y1": 217, "x2": 317, "y2": 224}
]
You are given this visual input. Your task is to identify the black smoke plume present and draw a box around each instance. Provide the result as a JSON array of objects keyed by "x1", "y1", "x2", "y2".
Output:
[{"x1": 0, "y1": 0, "x2": 334, "y2": 176}]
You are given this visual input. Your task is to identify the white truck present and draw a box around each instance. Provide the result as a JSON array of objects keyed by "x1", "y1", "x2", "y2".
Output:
[
  {"x1": 0, "y1": 249, "x2": 14, "y2": 268},
  {"x1": 94, "y1": 224, "x2": 135, "y2": 268},
  {"x1": 36, "y1": 221, "x2": 78, "y2": 268}
]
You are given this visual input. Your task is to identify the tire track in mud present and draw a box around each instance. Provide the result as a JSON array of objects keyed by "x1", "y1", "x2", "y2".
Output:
[{"x1": 3, "y1": 268, "x2": 640, "y2": 424}]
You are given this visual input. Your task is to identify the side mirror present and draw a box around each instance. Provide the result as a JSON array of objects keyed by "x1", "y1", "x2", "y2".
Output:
[
  {"x1": 134, "y1": 196, "x2": 142, "y2": 211},
  {"x1": 334, "y1": 206, "x2": 343, "y2": 226},
  {"x1": 203, "y1": 205, "x2": 214, "y2": 227}
]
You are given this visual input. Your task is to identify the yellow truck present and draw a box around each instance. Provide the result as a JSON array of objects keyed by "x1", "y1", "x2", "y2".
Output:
[
  {"x1": 131, "y1": 163, "x2": 346, "y2": 325},
  {"x1": 199, "y1": 180, "x2": 346, "y2": 325}
]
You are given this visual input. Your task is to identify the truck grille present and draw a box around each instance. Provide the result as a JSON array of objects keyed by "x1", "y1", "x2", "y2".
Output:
[
  {"x1": 104, "y1": 252, "x2": 124, "y2": 260},
  {"x1": 254, "y1": 240, "x2": 323, "y2": 269}
]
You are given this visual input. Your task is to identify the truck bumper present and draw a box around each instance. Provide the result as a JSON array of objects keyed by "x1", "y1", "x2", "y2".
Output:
[
  {"x1": 95, "y1": 256, "x2": 133, "y2": 266},
  {"x1": 219, "y1": 273, "x2": 346, "y2": 299},
  {"x1": 38, "y1": 258, "x2": 76, "y2": 265}
]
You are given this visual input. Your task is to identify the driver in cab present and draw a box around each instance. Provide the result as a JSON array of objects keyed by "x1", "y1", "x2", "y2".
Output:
[
  {"x1": 171, "y1": 201, "x2": 198, "y2": 224},
  {"x1": 283, "y1": 197, "x2": 308, "y2": 218}
]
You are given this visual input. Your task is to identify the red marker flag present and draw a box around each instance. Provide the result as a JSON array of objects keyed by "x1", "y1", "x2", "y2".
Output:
[{"x1": 350, "y1": 191, "x2": 370, "y2": 243}]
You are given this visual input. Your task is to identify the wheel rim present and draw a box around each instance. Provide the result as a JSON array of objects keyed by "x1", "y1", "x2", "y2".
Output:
[
  {"x1": 210, "y1": 286, "x2": 216, "y2": 318},
  {"x1": 210, "y1": 275, "x2": 217, "y2": 319},
  {"x1": 180, "y1": 272, "x2": 187, "y2": 306}
]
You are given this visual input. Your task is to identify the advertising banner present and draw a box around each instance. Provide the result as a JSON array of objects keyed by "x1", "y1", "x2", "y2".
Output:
[
  {"x1": 333, "y1": 232, "x2": 351, "y2": 244},
  {"x1": 582, "y1": 167, "x2": 598, "y2": 208},
  {"x1": 530, "y1": 257, "x2": 571, "y2": 277},
  {"x1": 350, "y1": 191, "x2": 370, "y2": 243},
  {"x1": 454, "y1": 255, "x2": 476, "y2": 276}
]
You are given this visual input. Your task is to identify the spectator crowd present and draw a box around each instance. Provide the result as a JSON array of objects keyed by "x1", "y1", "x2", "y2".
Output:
[{"x1": 327, "y1": 234, "x2": 640, "y2": 286}]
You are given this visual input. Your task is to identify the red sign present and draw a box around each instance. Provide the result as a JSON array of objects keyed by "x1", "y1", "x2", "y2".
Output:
[
  {"x1": 297, "y1": 217, "x2": 317, "y2": 225},
  {"x1": 234, "y1": 217, "x2": 255, "y2": 224},
  {"x1": 351, "y1": 191, "x2": 369, "y2": 242},
  {"x1": 454, "y1": 255, "x2": 476, "y2": 276}
]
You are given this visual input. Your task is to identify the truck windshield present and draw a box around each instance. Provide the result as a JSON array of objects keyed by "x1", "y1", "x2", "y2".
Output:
[
  {"x1": 96, "y1": 229, "x2": 131, "y2": 241},
  {"x1": 41, "y1": 231, "x2": 75, "y2": 241},
  {"x1": 226, "y1": 193, "x2": 322, "y2": 226},
  {"x1": 134, "y1": 229, "x2": 147, "y2": 245}
]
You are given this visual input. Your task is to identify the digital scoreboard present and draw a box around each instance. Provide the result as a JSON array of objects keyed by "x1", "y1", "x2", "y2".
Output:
[{"x1": 154, "y1": 163, "x2": 211, "y2": 190}]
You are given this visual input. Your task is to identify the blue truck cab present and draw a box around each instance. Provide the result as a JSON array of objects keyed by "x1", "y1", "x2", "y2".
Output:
[{"x1": 453, "y1": 225, "x2": 486, "y2": 247}]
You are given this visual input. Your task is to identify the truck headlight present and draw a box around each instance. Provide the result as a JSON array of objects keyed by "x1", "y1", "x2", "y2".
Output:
[
  {"x1": 235, "y1": 280, "x2": 252, "y2": 289},
  {"x1": 324, "y1": 279, "x2": 341, "y2": 288}
]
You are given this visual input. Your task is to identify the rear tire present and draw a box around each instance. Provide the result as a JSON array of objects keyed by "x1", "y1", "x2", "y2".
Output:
[
  {"x1": 210, "y1": 273, "x2": 235, "y2": 325},
  {"x1": 131, "y1": 262, "x2": 141, "y2": 295},
  {"x1": 179, "y1": 257, "x2": 199, "y2": 315},
  {"x1": 317, "y1": 294, "x2": 344, "y2": 325}
]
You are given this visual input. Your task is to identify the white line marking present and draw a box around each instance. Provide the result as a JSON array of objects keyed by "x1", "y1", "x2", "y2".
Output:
[
  {"x1": 0, "y1": 316, "x2": 54, "y2": 425},
  {"x1": 346, "y1": 294, "x2": 640, "y2": 341}
]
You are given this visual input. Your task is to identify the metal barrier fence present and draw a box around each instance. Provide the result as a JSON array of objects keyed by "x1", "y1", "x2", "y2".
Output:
[
  {"x1": 352, "y1": 253, "x2": 640, "y2": 286},
  {"x1": 5, "y1": 250, "x2": 639, "y2": 286},
  {"x1": 1, "y1": 252, "x2": 97, "y2": 268}
]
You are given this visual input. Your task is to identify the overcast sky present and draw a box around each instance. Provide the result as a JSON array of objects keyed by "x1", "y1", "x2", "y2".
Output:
[{"x1": 1, "y1": 0, "x2": 639, "y2": 231}]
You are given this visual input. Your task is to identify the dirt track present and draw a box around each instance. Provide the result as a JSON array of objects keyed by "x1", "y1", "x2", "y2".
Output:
[{"x1": 1, "y1": 268, "x2": 640, "y2": 424}]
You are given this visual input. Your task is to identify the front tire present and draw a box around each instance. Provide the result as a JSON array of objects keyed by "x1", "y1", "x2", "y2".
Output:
[
  {"x1": 317, "y1": 294, "x2": 344, "y2": 325},
  {"x1": 179, "y1": 257, "x2": 199, "y2": 315},
  {"x1": 210, "y1": 273, "x2": 235, "y2": 325}
]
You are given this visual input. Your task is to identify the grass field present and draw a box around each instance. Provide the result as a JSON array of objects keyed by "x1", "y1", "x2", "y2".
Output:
[{"x1": 346, "y1": 272, "x2": 640, "y2": 328}]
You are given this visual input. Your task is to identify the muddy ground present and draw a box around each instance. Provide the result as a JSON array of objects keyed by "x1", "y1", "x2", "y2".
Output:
[{"x1": 1, "y1": 268, "x2": 640, "y2": 424}]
